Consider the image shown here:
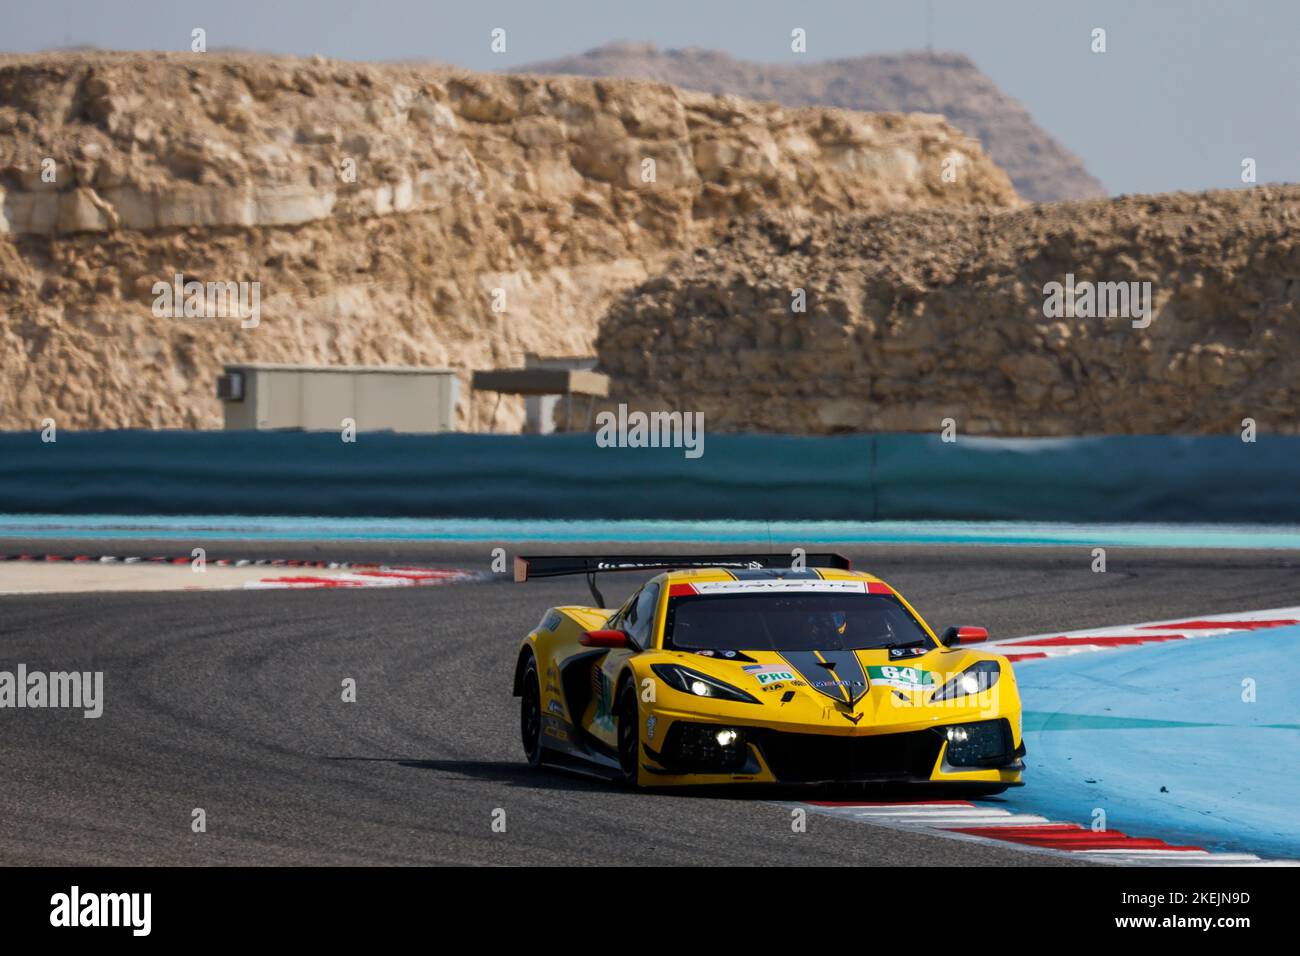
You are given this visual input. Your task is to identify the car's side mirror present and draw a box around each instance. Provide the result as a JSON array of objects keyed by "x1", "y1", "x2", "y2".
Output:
[
  {"x1": 581, "y1": 629, "x2": 631, "y2": 649},
  {"x1": 940, "y1": 626, "x2": 989, "y2": 647}
]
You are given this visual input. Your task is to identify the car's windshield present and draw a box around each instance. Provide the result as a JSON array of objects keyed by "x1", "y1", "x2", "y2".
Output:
[{"x1": 664, "y1": 591, "x2": 933, "y2": 653}]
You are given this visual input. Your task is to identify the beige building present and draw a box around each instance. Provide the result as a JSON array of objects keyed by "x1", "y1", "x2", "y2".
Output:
[{"x1": 217, "y1": 363, "x2": 459, "y2": 433}]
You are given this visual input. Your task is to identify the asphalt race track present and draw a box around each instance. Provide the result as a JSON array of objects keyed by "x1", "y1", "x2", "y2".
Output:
[{"x1": 2, "y1": 541, "x2": 1297, "y2": 866}]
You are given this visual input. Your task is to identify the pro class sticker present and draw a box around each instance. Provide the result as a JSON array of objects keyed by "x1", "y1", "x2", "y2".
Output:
[{"x1": 743, "y1": 665, "x2": 796, "y2": 685}]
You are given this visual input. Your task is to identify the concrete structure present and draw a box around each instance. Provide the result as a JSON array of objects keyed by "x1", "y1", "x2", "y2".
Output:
[
  {"x1": 470, "y1": 361, "x2": 609, "y2": 433},
  {"x1": 523, "y1": 354, "x2": 598, "y2": 433},
  {"x1": 217, "y1": 363, "x2": 458, "y2": 432}
]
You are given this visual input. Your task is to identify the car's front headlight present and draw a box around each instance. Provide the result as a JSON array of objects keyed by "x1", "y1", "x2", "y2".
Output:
[
  {"x1": 929, "y1": 660, "x2": 1001, "y2": 702},
  {"x1": 651, "y1": 664, "x2": 760, "y2": 703}
]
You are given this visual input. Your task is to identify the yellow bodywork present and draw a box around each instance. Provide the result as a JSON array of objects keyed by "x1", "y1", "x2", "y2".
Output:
[{"x1": 516, "y1": 566, "x2": 1024, "y2": 789}]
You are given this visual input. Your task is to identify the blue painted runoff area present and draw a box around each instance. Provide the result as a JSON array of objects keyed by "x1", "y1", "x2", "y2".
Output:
[
  {"x1": 1001, "y1": 626, "x2": 1300, "y2": 859},
  {"x1": 4, "y1": 514, "x2": 1300, "y2": 549}
]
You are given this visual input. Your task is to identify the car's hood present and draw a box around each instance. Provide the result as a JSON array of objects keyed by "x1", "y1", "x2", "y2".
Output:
[{"x1": 656, "y1": 645, "x2": 1014, "y2": 728}]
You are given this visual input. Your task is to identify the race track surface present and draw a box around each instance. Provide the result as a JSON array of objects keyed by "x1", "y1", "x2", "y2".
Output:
[{"x1": 2, "y1": 541, "x2": 1297, "y2": 866}]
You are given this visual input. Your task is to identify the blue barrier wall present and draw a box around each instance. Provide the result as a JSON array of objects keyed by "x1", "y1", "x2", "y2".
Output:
[{"x1": 0, "y1": 431, "x2": 1294, "y2": 522}]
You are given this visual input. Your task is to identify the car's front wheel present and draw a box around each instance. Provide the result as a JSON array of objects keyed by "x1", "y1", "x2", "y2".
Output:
[
  {"x1": 616, "y1": 677, "x2": 641, "y2": 788},
  {"x1": 520, "y1": 656, "x2": 544, "y2": 768}
]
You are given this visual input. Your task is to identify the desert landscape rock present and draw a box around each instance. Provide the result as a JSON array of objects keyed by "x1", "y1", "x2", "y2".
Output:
[
  {"x1": 0, "y1": 51, "x2": 1017, "y2": 430},
  {"x1": 593, "y1": 186, "x2": 1300, "y2": 435},
  {"x1": 520, "y1": 42, "x2": 1106, "y2": 203}
]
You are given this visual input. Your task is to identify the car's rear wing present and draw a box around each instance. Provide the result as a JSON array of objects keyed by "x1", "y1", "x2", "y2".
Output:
[
  {"x1": 514, "y1": 553, "x2": 852, "y2": 607},
  {"x1": 513, "y1": 553, "x2": 851, "y2": 581}
]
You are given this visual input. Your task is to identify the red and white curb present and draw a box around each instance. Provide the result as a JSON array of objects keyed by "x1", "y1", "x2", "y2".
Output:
[
  {"x1": 0, "y1": 553, "x2": 482, "y2": 590},
  {"x1": 3, "y1": 553, "x2": 372, "y2": 569},
  {"x1": 798, "y1": 800, "x2": 1298, "y2": 866},
  {"x1": 242, "y1": 566, "x2": 479, "y2": 589},
  {"x1": 990, "y1": 606, "x2": 1300, "y2": 663}
]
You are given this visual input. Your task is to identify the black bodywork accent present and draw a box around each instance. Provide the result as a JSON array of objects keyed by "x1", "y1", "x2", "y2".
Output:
[
  {"x1": 726, "y1": 568, "x2": 825, "y2": 580},
  {"x1": 940, "y1": 718, "x2": 1020, "y2": 769},
  {"x1": 777, "y1": 650, "x2": 869, "y2": 705},
  {"x1": 749, "y1": 727, "x2": 946, "y2": 783},
  {"x1": 647, "y1": 722, "x2": 760, "y2": 774},
  {"x1": 559, "y1": 649, "x2": 618, "y2": 759},
  {"x1": 646, "y1": 719, "x2": 1020, "y2": 783}
]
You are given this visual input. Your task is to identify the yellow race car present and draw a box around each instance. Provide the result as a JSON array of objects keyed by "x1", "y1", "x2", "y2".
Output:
[{"x1": 512, "y1": 554, "x2": 1025, "y2": 792}]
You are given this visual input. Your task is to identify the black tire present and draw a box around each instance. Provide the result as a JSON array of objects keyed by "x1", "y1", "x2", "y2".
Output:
[
  {"x1": 520, "y1": 656, "x2": 544, "y2": 768},
  {"x1": 615, "y1": 677, "x2": 641, "y2": 788}
]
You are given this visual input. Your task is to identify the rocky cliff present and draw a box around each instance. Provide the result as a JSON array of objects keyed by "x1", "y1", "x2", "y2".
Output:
[
  {"x1": 520, "y1": 43, "x2": 1106, "y2": 203},
  {"x1": 594, "y1": 186, "x2": 1300, "y2": 435},
  {"x1": 0, "y1": 51, "x2": 1018, "y2": 430}
]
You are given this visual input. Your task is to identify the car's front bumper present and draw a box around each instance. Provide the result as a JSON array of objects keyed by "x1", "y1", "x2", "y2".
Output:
[{"x1": 640, "y1": 715, "x2": 1025, "y2": 787}]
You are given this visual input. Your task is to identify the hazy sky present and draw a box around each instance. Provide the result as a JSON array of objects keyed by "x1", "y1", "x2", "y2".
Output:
[{"x1": 5, "y1": 0, "x2": 1298, "y2": 197}]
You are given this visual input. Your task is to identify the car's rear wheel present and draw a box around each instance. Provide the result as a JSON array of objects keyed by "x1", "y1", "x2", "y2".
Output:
[
  {"x1": 520, "y1": 656, "x2": 544, "y2": 768},
  {"x1": 615, "y1": 677, "x2": 641, "y2": 788}
]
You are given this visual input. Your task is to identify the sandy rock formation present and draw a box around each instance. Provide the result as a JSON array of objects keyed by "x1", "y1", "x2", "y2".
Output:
[
  {"x1": 0, "y1": 51, "x2": 1018, "y2": 430},
  {"x1": 594, "y1": 186, "x2": 1300, "y2": 435},
  {"x1": 520, "y1": 43, "x2": 1106, "y2": 203}
]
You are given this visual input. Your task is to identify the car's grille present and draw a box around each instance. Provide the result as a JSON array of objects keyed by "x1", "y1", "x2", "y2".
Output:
[
  {"x1": 749, "y1": 727, "x2": 945, "y2": 783},
  {"x1": 658, "y1": 722, "x2": 751, "y2": 773}
]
